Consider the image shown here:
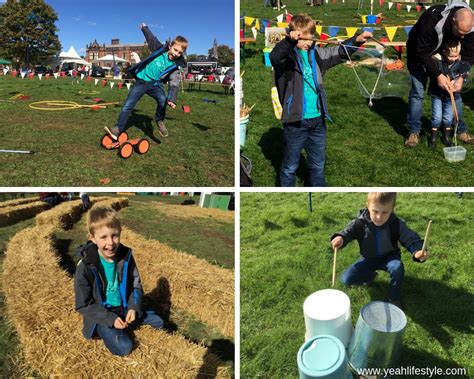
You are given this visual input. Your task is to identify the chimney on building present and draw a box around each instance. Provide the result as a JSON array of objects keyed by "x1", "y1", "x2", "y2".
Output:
[{"x1": 111, "y1": 39, "x2": 120, "y2": 45}]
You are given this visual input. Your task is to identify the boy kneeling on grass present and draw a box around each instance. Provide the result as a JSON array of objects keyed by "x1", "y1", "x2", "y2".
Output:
[
  {"x1": 270, "y1": 14, "x2": 372, "y2": 187},
  {"x1": 330, "y1": 192, "x2": 429, "y2": 309},
  {"x1": 74, "y1": 206, "x2": 164, "y2": 356}
]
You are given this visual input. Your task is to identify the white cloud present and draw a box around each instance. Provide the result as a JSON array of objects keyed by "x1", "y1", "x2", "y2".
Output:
[
  {"x1": 87, "y1": 21, "x2": 97, "y2": 26},
  {"x1": 148, "y1": 23, "x2": 165, "y2": 29},
  {"x1": 79, "y1": 48, "x2": 86, "y2": 52},
  {"x1": 73, "y1": 16, "x2": 81, "y2": 22}
]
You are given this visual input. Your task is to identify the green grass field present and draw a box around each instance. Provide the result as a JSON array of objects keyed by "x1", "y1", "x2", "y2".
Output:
[
  {"x1": 240, "y1": 0, "x2": 474, "y2": 186},
  {"x1": 0, "y1": 76, "x2": 234, "y2": 186},
  {"x1": 0, "y1": 195, "x2": 234, "y2": 377},
  {"x1": 240, "y1": 192, "x2": 473, "y2": 378}
]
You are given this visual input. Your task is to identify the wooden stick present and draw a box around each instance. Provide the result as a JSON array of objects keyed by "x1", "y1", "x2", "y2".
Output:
[
  {"x1": 368, "y1": 36, "x2": 387, "y2": 48},
  {"x1": 449, "y1": 91, "x2": 458, "y2": 124},
  {"x1": 421, "y1": 220, "x2": 433, "y2": 253},
  {"x1": 332, "y1": 247, "x2": 338, "y2": 287}
]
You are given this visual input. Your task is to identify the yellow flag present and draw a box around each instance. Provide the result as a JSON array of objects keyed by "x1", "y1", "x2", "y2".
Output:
[
  {"x1": 346, "y1": 27, "x2": 358, "y2": 38},
  {"x1": 277, "y1": 22, "x2": 289, "y2": 28},
  {"x1": 385, "y1": 26, "x2": 398, "y2": 42},
  {"x1": 244, "y1": 16, "x2": 255, "y2": 26},
  {"x1": 255, "y1": 19, "x2": 260, "y2": 31},
  {"x1": 316, "y1": 25, "x2": 322, "y2": 36}
]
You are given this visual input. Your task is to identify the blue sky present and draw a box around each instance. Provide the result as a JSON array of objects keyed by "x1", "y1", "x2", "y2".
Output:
[{"x1": 21, "y1": 0, "x2": 234, "y2": 56}]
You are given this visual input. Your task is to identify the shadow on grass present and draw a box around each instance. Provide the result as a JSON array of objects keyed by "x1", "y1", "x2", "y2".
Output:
[
  {"x1": 192, "y1": 123, "x2": 211, "y2": 131},
  {"x1": 367, "y1": 276, "x2": 473, "y2": 348},
  {"x1": 264, "y1": 220, "x2": 283, "y2": 230},
  {"x1": 291, "y1": 217, "x2": 308, "y2": 228},
  {"x1": 259, "y1": 126, "x2": 308, "y2": 186},
  {"x1": 401, "y1": 346, "x2": 470, "y2": 375},
  {"x1": 126, "y1": 111, "x2": 162, "y2": 145},
  {"x1": 371, "y1": 97, "x2": 432, "y2": 139}
]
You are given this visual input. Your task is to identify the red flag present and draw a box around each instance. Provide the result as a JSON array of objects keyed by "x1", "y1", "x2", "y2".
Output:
[
  {"x1": 416, "y1": 5, "x2": 421, "y2": 11},
  {"x1": 379, "y1": 0, "x2": 384, "y2": 6},
  {"x1": 87, "y1": 76, "x2": 92, "y2": 82},
  {"x1": 396, "y1": 3, "x2": 401, "y2": 11},
  {"x1": 45, "y1": 73, "x2": 49, "y2": 80},
  {"x1": 101, "y1": 79, "x2": 107, "y2": 87},
  {"x1": 286, "y1": 14, "x2": 293, "y2": 23},
  {"x1": 28, "y1": 73, "x2": 34, "y2": 79},
  {"x1": 12, "y1": 71, "x2": 18, "y2": 78},
  {"x1": 118, "y1": 82, "x2": 123, "y2": 89}
]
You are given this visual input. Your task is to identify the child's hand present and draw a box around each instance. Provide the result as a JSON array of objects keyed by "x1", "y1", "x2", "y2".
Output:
[
  {"x1": 331, "y1": 236, "x2": 343, "y2": 250},
  {"x1": 437, "y1": 74, "x2": 454, "y2": 92},
  {"x1": 356, "y1": 31, "x2": 373, "y2": 43},
  {"x1": 167, "y1": 101, "x2": 176, "y2": 109},
  {"x1": 114, "y1": 317, "x2": 128, "y2": 329},
  {"x1": 289, "y1": 30, "x2": 304, "y2": 41},
  {"x1": 414, "y1": 250, "x2": 429, "y2": 262},
  {"x1": 453, "y1": 77, "x2": 463, "y2": 92},
  {"x1": 125, "y1": 309, "x2": 137, "y2": 324}
]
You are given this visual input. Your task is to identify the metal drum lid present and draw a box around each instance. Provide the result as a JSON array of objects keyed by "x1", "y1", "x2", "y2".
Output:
[{"x1": 360, "y1": 301, "x2": 407, "y2": 333}]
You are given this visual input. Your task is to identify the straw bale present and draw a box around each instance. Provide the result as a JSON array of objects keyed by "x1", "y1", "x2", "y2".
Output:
[
  {"x1": 0, "y1": 201, "x2": 49, "y2": 227},
  {"x1": 121, "y1": 227, "x2": 234, "y2": 338},
  {"x1": 147, "y1": 201, "x2": 234, "y2": 223},
  {"x1": 34, "y1": 196, "x2": 126, "y2": 230},
  {"x1": 2, "y1": 226, "x2": 230, "y2": 377},
  {"x1": 0, "y1": 196, "x2": 40, "y2": 209}
]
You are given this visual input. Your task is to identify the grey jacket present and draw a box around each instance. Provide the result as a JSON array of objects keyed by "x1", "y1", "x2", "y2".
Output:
[
  {"x1": 74, "y1": 242, "x2": 143, "y2": 339},
  {"x1": 330, "y1": 208, "x2": 424, "y2": 259}
]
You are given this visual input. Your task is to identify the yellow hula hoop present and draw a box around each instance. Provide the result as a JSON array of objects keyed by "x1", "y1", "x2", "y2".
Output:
[{"x1": 29, "y1": 101, "x2": 118, "y2": 110}]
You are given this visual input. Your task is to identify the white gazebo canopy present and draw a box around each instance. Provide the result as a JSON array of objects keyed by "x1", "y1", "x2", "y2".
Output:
[
  {"x1": 59, "y1": 46, "x2": 81, "y2": 60},
  {"x1": 97, "y1": 54, "x2": 128, "y2": 62}
]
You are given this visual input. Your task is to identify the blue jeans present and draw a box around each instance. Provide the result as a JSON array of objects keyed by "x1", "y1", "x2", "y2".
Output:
[
  {"x1": 341, "y1": 253, "x2": 405, "y2": 301},
  {"x1": 280, "y1": 117, "x2": 326, "y2": 187},
  {"x1": 115, "y1": 79, "x2": 167, "y2": 132},
  {"x1": 408, "y1": 65, "x2": 467, "y2": 134},
  {"x1": 431, "y1": 96, "x2": 453, "y2": 129},
  {"x1": 96, "y1": 310, "x2": 164, "y2": 356}
]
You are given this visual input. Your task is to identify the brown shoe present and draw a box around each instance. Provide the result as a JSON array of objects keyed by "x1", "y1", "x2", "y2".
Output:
[
  {"x1": 156, "y1": 120, "x2": 169, "y2": 138},
  {"x1": 456, "y1": 132, "x2": 474, "y2": 145},
  {"x1": 404, "y1": 133, "x2": 420, "y2": 147}
]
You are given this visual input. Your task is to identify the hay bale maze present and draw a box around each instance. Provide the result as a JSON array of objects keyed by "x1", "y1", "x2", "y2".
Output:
[
  {"x1": 149, "y1": 202, "x2": 234, "y2": 223},
  {"x1": 0, "y1": 200, "x2": 49, "y2": 227},
  {"x1": 0, "y1": 196, "x2": 40, "y2": 209},
  {"x1": 2, "y1": 196, "x2": 232, "y2": 377}
]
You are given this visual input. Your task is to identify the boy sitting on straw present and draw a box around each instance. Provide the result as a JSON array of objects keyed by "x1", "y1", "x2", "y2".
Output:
[
  {"x1": 270, "y1": 14, "x2": 372, "y2": 187},
  {"x1": 330, "y1": 193, "x2": 429, "y2": 309},
  {"x1": 74, "y1": 206, "x2": 164, "y2": 356}
]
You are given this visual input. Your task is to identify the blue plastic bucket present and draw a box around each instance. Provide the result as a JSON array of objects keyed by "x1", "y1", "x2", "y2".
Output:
[
  {"x1": 297, "y1": 335, "x2": 353, "y2": 379},
  {"x1": 366, "y1": 15, "x2": 377, "y2": 24},
  {"x1": 240, "y1": 115, "x2": 249, "y2": 147}
]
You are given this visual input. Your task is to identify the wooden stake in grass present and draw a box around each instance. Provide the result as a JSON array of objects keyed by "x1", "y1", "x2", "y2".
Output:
[{"x1": 332, "y1": 247, "x2": 338, "y2": 287}]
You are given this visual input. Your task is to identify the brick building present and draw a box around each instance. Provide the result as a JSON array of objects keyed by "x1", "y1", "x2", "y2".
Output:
[{"x1": 85, "y1": 38, "x2": 146, "y2": 67}]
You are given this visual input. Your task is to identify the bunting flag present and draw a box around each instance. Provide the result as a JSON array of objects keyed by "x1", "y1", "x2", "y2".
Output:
[
  {"x1": 118, "y1": 82, "x2": 123, "y2": 89},
  {"x1": 260, "y1": 19, "x2": 269, "y2": 33},
  {"x1": 94, "y1": 78, "x2": 99, "y2": 86},
  {"x1": 45, "y1": 73, "x2": 49, "y2": 80},
  {"x1": 126, "y1": 82, "x2": 132, "y2": 90},
  {"x1": 197, "y1": 74, "x2": 203, "y2": 81},
  {"x1": 346, "y1": 27, "x2": 358, "y2": 37},
  {"x1": 286, "y1": 13, "x2": 293, "y2": 23},
  {"x1": 406, "y1": 5, "x2": 412, "y2": 12},
  {"x1": 424, "y1": 5, "x2": 430, "y2": 10},
  {"x1": 12, "y1": 71, "x2": 17, "y2": 78},
  {"x1": 21, "y1": 72, "x2": 26, "y2": 79},
  {"x1": 38, "y1": 73, "x2": 43, "y2": 80},
  {"x1": 328, "y1": 26, "x2": 340, "y2": 38},
  {"x1": 388, "y1": 2, "x2": 393, "y2": 9},
  {"x1": 276, "y1": 14, "x2": 284, "y2": 23},
  {"x1": 255, "y1": 19, "x2": 260, "y2": 31},
  {"x1": 244, "y1": 16, "x2": 255, "y2": 26},
  {"x1": 28, "y1": 73, "x2": 34, "y2": 80},
  {"x1": 251, "y1": 26, "x2": 258, "y2": 39},
  {"x1": 396, "y1": 3, "x2": 401, "y2": 11},
  {"x1": 416, "y1": 5, "x2": 421, "y2": 12},
  {"x1": 385, "y1": 26, "x2": 398, "y2": 41},
  {"x1": 277, "y1": 22, "x2": 289, "y2": 28},
  {"x1": 53, "y1": 72, "x2": 58, "y2": 79},
  {"x1": 379, "y1": 0, "x2": 384, "y2": 6},
  {"x1": 2, "y1": 68, "x2": 7, "y2": 76},
  {"x1": 110, "y1": 82, "x2": 115, "y2": 89},
  {"x1": 80, "y1": 74, "x2": 85, "y2": 80},
  {"x1": 404, "y1": 26, "x2": 413, "y2": 36},
  {"x1": 219, "y1": 74, "x2": 225, "y2": 83},
  {"x1": 363, "y1": 27, "x2": 374, "y2": 33},
  {"x1": 87, "y1": 76, "x2": 92, "y2": 82},
  {"x1": 316, "y1": 25, "x2": 323, "y2": 36},
  {"x1": 101, "y1": 79, "x2": 107, "y2": 87}
]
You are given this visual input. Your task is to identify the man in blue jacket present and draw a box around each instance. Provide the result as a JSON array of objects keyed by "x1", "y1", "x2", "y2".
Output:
[{"x1": 106, "y1": 23, "x2": 188, "y2": 139}]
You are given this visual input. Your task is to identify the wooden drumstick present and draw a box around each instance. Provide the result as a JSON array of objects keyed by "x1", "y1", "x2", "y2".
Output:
[
  {"x1": 421, "y1": 220, "x2": 433, "y2": 253},
  {"x1": 332, "y1": 247, "x2": 338, "y2": 287}
]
